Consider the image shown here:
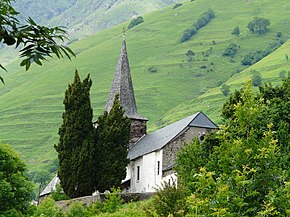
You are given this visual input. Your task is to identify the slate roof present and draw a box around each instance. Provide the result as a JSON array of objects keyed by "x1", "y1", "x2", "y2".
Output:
[
  {"x1": 127, "y1": 111, "x2": 217, "y2": 160},
  {"x1": 105, "y1": 39, "x2": 147, "y2": 121},
  {"x1": 39, "y1": 175, "x2": 60, "y2": 197}
]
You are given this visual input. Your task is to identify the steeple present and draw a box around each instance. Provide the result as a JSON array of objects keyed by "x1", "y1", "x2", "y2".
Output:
[
  {"x1": 105, "y1": 38, "x2": 148, "y2": 147},
  {"x1": 105, "y1": 38, "x2": 147, "y2": 121}
]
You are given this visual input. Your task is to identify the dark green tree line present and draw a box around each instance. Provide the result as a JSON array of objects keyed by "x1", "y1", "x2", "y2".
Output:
[{"x1": 181, "y1": 9, "x2": 215, "y2": 42}]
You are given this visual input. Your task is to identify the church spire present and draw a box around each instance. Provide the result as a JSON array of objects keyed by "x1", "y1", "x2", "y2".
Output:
[{"x1": 105, "y1": 38, "x2": 147, "y2": 121}]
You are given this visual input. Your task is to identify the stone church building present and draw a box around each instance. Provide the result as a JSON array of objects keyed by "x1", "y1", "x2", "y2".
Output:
[
  {"x1": 40, "y1": 38, "x2": 217, "y2": 198},
  {"x1": 106, "y1": 39, "x2": 218, "y2": 193}
]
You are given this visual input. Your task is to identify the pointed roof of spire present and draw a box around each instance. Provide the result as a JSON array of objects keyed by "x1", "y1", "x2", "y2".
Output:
[{"x1": 105, "y1": 39, "x2": 147, "y2": 121}]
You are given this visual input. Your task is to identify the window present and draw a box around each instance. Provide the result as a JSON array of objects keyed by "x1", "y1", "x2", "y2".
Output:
[
  {"x1": 137, "y1": 166, "x2": 140, "y2": 182},
  {"x1": 157, "y1": 161, "x2": 160, "y2": 175}
]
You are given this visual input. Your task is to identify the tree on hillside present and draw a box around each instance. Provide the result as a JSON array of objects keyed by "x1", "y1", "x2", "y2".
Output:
[
  {"x1": 247, "y1": 17, "x2": 270, "y2": 35},
  {"x1": 128, "y1": 16, "x2": 144, "y2": 29},
  {"x1": 94, "y1": 95, "x2": 131, "y2": 192},
  {"x1": 176, "y1": 80, "x2": 290, "y2": 216},
  {"x1": 0, "y1": 143, "x2": 34, "y2": 217},
  {"x1": 231, "y1": 26, "x2": 240, "y2": 36},
  {"x1": 55, "y1": 71, "x2": 95, "y2": 198},
  {"x1": 220, "y1": 83, "x2": 230, "y2": 96},
  {"x1": 0, "y1": 0, "x2": 75, "y2": 83},
  {"x1": 251, "y1": 70, "x2": 262, "y2": 86}
]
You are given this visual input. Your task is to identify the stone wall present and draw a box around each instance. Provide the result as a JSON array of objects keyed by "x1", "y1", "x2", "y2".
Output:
[
  {"x1": 55, "y1": 192, "x2": 154, "y2": 210},
  {"x1": 162, "y1": 126, "x2": 213, "y2": 176}
]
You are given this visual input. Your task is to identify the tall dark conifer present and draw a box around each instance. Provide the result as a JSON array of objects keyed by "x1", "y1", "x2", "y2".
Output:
[
  {"x1": 55, "y1": 70, "x2": 95, "y2": 198},
  {"x1": 95, "y1": 95, "x2": 131, "y2": 192}
]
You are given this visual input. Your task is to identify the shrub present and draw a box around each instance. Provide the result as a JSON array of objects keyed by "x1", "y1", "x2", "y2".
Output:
[
  {"x1": 150, "y1": 181, "x2": 189, "y2": 217},
  {"x1": 186, "y1": 50, "x2": 195, "y2": 62},
  {"x1": 251, "y1": 70, "x2": 262, "y2": 86},
  {"x1": 128, "y1": 16, "x2": 144, "y2": 29},
  {"x1": 232, "y1": 26, "x2": 240, "y2": 36},
  {"x1": 220, "y1": 84, "x2": 230, "y2": 96},
  {"x1": 180, "y1": 9, "x2": 214, "y2": 42},
  {"x1": 101, "y1": 188, "x2": 123, "y2": 213},
  {"x1": 247, "y1": 17, "x2": 270, "y2": 35},
  {"x1": 66, "y1": 201, "x2": 87, "y2": 217},
  {"x1": 241, "y1": 40, "x2": 283, "y2": 66},
  {"x1": 279, "y1": 70, "x2": 286, "y2": 80},
  {"x1": 172, "y1": 3, "x2": 182, "y2": 9},
  {"x1": 51, "y1": 184, "x2": 70, "y2": 201},
  {"x1": 222, "y1": 43, "x2": 238, "y2": 57},
  {"x1": 32, "y1": 197, "x2": 64, "y2": 217},
  {"x1": 180, "y1": 27, "x2": 197, "y2": 42},
  {"x1": 148, "y1": 66, "x2": 159, "y2": 73}
]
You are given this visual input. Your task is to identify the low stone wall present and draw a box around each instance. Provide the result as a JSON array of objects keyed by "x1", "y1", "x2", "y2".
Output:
[{"x1": 55, "y1": 192, "x2": 154, "y2": 210}]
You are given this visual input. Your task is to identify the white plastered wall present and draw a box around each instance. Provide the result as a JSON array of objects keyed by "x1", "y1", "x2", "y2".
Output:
[{"x1": 130, "y1": 149, "x2": 163, "y2": 192}]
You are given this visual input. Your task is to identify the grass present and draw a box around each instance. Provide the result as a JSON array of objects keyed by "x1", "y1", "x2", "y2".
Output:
[
  {"x1": 161, "y1": 40, "x2": 290, "y2": 126},
  {"x1": 0, "y1": 0, "x2": 290, "y2": 172}
]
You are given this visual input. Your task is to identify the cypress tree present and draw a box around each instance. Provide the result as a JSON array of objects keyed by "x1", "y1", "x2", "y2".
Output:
[
  {"x1": 95, "y1": 95, "x2": 131, "y2": 192},
  {"x1": 55, "y1": 70, "x2": 95, "y2": 198}
]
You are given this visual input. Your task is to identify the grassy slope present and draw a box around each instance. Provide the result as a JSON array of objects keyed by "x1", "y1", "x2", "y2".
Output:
[
  {"x1": 2, "y1": 0, "x2": 183, "y2": 66},
  {"x1": 161, "y1": 40, "x2": 290, "y2": 126},
  {"x1": 1, "y1": 0, "x2": 290, "y2": 171},
  {"x1": 12, "y1": 0, "x2": 183, "y2": 40}
]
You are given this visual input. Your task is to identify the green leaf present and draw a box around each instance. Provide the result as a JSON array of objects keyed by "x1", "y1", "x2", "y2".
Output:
[
  {"x1": 20, "y1": 59, "x2": 28, "y2": 66},
  {"x1": 0, "y1": 63, "x2": 7, "y2": 72},
  {"x1": 33, "y1": 55, "x2": 42, "y2": 65},
  {"x1": 59, "y1": 46, "x2": 72, "y2": 60},
  {"x1": 0, "y1": 75, "x2": 5, "y2": 84},
  {"x1": 63, "y1": 46, "x2": 76, "y2": 58},
  {"x1": 25, "y1": 60, "x2": 31, "y2": 71},
  {"x1": 50, "y1": 45, "x2": 60, "y2": 58}
]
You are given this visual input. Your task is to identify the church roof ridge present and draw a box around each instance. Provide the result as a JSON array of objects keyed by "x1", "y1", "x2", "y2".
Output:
[{"x1": 128, "y1": 112, "x2": 218, "y2": 160}]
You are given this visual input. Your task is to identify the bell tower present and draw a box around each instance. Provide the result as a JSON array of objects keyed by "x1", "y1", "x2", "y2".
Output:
[{"x1": 105, "y1": 38, "x2": 147, "y2": 147}]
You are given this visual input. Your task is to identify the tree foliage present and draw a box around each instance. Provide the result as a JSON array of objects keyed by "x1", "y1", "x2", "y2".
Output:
[
  {"x1": 247, "y1": 17, "x2": 270, "y2": 35},
  {"x1": 176, "y1": 79, "x2": 290, "y2": 216},
  {"x1": 94, "y1": 95, "x2": 131, "y2": 192},
  {"x1": 220, "y1": 83, "x2": 230, "y2": 96},
  {"x1": 172, "y1": 3, "x2": 182, "y2": 10},
  {"x1": 128, "y1": 16, "x2": 144, "y2": 29},
  {"x1": 241, "y1": 39, "x2": 284, "y2": 66},
  {"x1": 231, "y1": 26, "x2": 240, "y2": 36},
  {"x1": 0, "y1": 143, "x2": 34, "y2": 217},
  {"x1": 55, "y1": 71, "x2": 95, "y2": 198},
  {"x1": 222, "y1": 43, "x2": 238, "y2": 58},
  {"x1": 0, "y1": 0, "x2": 75, "y2": 83},
  {"x1": 181, "y1": 9, "x2": 214, "y2": 42},
  {"x1": 251, "y1": 70, "x2": 262, "y2": 86}
]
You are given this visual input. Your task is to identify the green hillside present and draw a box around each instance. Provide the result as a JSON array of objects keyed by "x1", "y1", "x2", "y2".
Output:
[
  {"x1": 1, "y1": 0, "x2": 290, "y2": 173},
  {"x1": 2, "y1": 0, "x2": 182, "y2": 66},
  {"x1": 13, "y1": 0, "x2": 183, "y2": 40},
  {"x1": 160, "y1": 40, "x2": 290, "y2": 126}
]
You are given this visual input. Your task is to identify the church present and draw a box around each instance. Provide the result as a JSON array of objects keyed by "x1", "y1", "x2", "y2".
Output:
[
  {"x1": 39, "y1": 38, "x2": 217, "y2": 198},
  {"x1": 106, "y1": 38, "x2": 217, "y2": 193}
]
